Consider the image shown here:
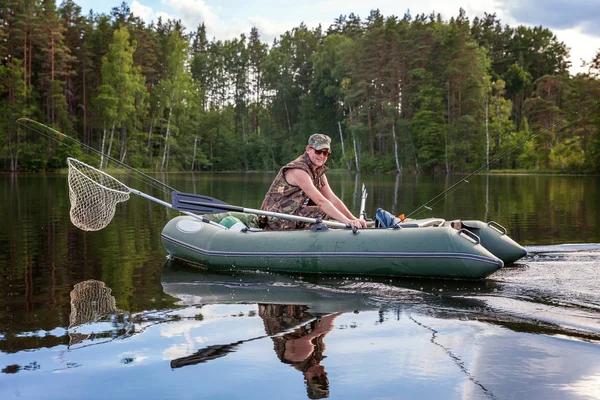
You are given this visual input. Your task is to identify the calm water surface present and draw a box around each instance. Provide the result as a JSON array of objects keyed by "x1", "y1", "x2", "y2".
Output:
[{"x1": 1, "y1": 171, "x2": 600, "y2": 400}]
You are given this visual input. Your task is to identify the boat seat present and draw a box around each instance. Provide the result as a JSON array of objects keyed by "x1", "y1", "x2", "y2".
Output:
[
  {"x1": 202, "y1": 212, "x2": 261, "y2": 229},
  {"x1": 228, "y1": 221, "x2": 248, "y2": 231},
  {"x1": 399, "y1": 218, "x2": 445, "y2": 228}
]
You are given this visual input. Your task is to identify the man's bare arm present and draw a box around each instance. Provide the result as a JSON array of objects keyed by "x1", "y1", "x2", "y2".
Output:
[
  {"x1": 286, "y1": 169, "x2": 366, "y2": 228},
  {"x1": 319, "y1": 175, "x2": 356, "y2": 219}
]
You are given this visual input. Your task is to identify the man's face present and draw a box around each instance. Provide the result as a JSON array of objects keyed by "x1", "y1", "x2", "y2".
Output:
[{"x1": 306, "y1": 146, "x2": 330, "y2": 167}]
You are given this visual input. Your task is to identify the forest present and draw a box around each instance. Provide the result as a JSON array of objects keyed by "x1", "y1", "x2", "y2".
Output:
[{"x1": 1, "y1": 1, "x2": 600, "y2": 173}]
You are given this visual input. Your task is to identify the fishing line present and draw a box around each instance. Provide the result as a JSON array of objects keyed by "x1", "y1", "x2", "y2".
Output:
[
  {"x1": 409, "y1": 315, "x2": 499, "y2": 400},
  {"x1": 406, "y1": 101, "x2": 600, "y2": 219},
  {"x1": 16, "y1": 118, "x2": 176, "y2": 197}
]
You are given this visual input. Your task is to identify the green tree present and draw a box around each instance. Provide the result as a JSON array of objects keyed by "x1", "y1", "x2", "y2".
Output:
[
  {"x1": 524, "y1": 75, "x2": 566, "y2": 169},
  {"x1": 488, "y1": 79, "x2": 515, "y2": 168},
  {"x1": 0, "y1": 58, "x2": 27, "y2": 170},
  {"x1": 97, "y1": 25, "x2": 145, "y2": 167},
  {"x1": 38, "y1": 0, "x2": 72, "y2": 128},
  {"x1": 247, "y1": 27, "x2": 268, "y2": 135},
  {"x1": 157, "y1": 28, "x2": 192, "y2": 170}
]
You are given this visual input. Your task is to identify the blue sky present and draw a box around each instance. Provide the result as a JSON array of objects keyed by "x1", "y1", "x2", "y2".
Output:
[{"x1": 74, "y1": 0, "x2": 600, "y2": 74}]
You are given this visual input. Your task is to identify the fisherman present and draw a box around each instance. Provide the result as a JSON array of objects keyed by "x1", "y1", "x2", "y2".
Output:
[{"x1": 258, "y1": 133, "x2": 367, "y2": 230}]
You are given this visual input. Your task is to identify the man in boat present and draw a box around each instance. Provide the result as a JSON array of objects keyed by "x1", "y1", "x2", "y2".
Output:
[{"x1": 258, "y1": 133, "x2": 367, "y2": 230}]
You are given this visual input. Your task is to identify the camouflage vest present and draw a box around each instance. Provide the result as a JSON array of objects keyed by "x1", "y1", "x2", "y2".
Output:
[{"x1": 259, "y1": 153, "x2": 328, "y2": 229}]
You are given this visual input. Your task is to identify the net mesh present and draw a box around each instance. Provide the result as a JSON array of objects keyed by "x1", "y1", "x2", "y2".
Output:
[{"x1": 67, "y1": 158, "x2": 131, "y2": 231}]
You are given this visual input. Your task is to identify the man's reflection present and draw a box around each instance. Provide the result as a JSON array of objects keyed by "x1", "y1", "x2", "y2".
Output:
[
  {"x1": 259, "y1": 304, "x2": 341, "y2": 399},
  {"x1": 169, "y1": 302, "x2": 341, "y2": 399}
]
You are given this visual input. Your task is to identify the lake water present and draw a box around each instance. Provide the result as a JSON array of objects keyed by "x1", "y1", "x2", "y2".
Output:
[{"x1": 1, "y1": 171, "x2": 600, "y2": 400}]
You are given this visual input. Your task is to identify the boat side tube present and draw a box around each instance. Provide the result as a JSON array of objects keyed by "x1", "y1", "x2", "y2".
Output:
[
  {"x1": 161, "y1": 216, "x2": 504, "y2": 280},
  {"x1": 460, "y1": 220, "x2": 527, "y2": 264}
]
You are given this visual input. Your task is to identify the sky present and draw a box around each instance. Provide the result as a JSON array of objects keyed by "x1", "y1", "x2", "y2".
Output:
[{"x1": 74, "y1": 0, "x2": 600, "y2": 75}]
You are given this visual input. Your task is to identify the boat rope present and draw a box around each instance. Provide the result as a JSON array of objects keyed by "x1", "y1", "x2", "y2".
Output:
[{"x1": 406, "y1": 100, "x2": 600, "y2": 219}]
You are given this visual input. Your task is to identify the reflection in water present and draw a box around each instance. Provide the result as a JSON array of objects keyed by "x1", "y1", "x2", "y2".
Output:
[
  {"x1": 68, "y1": 280, "x2": 122, "y2": 346},
  {"x1": 5, "y1": 173, "x2": 598, "y2": 398},
  {"x1": 409, "y1": 315, "x2": 499, "y2": 400},
  {"x1": 170, "y1": 302, "x2": 339, "y2": 399},
  {"x1": 2, "y1": 249, "x2": 600, "y2": 399},
  {"x1": 259, "y1": 305, "x2": 340, "y2": 399}
]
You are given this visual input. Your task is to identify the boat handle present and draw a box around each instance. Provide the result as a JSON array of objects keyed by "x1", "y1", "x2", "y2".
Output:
[
  {"x1": 487, "y1": 221, "x2": 507, "y2": 235},
  {"x1": 458, "y1": 229, "x2": 481, "y2": 245}
]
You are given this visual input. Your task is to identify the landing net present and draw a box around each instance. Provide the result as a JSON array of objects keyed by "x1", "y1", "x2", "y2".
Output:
[{"x1": 67, "y1": 158, "x2": 131, "y2": 231}]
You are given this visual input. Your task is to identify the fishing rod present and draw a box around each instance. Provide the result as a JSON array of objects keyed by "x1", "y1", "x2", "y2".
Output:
[
  {"x1": 406, "y1": 101, "x2": 600, "y2": 219},
  {"x1": 16, "y1": 118, "x2": 177, "y2": 195}
]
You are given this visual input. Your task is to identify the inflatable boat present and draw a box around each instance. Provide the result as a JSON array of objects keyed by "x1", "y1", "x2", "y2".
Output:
[{"x1": 161, "y1": 215, "x2": 526, "y2": 280}]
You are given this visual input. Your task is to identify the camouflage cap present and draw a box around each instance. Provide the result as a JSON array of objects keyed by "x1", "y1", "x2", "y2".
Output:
[{"x1": 308, "y1": 134, "x2": 331, "y2": 150}]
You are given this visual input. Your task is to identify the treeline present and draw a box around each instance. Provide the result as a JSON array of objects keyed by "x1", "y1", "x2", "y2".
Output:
[{"x1": 1, "y1": 1, "x2": 600, "y2": 173}]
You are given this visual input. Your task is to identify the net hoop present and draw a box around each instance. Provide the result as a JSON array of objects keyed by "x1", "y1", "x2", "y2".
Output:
[{"x1": 67, "y1": 158, "x2": 131, "y2": 231}]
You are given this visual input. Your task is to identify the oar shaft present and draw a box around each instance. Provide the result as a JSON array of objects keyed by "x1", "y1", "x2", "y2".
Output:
[
  {"x1": 129, "y1": 191, "x2": 344, "y2": 229},
  {"x1": 240, "y1": 207, "x2": 348, "y2": 228},
  {"x1": 174, "y1": 191, "x2": 349, "y2": 228}
]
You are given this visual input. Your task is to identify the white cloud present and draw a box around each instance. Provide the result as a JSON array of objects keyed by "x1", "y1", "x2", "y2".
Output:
[
  {"x1": 560, "y1": 371, "x2": 600, "y2": 399},
  {"x1": 553, "y1": 28, "x2": 599, "y2": 74},
  {"x1": 154, "y1": 10, "x2": 179, "y2": 24},
  {"x1": 162, "y1": 0, "x2": 221, "y2": 33},
  {"x1": 131, "y1": 0, "x2": 153, "y2": 23},
  {"x1": 489, "y1": 0, "x2": 600, "y2": 74},
  {"x1": 163, "y1": 342, "x2": 195, "y2": 360},
  {"x1": 125, "y1": 0, "x2": 598, "y2": 75},
  {"x1": 246, "y1": 16, "x2": 297, "y2": 43}
]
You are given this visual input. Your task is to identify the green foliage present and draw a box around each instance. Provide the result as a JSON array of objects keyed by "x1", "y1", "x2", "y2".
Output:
[{"x1": 0, "y1": 3, "x2": 597, "y2": 175}]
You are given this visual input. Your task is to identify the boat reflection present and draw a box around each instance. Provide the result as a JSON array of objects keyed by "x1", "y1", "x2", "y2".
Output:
[
  {"x1": 162, "y1": 259, "x2": 600, "y2": 366},
  {"x1": 162, "y1": 261, "x2": 499, "y2": 399},
  {"x1": 3, "y1": 254, "x2": 599, "y2": 400}
]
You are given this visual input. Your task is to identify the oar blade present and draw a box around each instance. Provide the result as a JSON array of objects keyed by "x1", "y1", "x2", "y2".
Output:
[
  {"x1": 172, "y1": 191, "x2": 240, "y2": 214},
  {"x1": 170, "y1": 342, "x2": 241, "y2": 369}
]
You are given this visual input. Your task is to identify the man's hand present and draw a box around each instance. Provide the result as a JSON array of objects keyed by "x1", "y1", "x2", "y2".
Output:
[{"x1": 347, "y1": 218, "x2": 368, "y2": 229}]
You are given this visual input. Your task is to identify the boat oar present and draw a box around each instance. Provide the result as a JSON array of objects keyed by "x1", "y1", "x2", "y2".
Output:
[
  {"x1": 170, "y1": 336, "x2": 264, "y2": 368},
  {"x1": 172, "y1": 191, "x2": 351, "y2": 229}
]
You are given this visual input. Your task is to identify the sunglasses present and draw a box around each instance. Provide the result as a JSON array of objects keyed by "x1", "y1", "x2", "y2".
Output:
[{"x1": 311, "y1": 147, "x2": 331, "y2": 157}]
